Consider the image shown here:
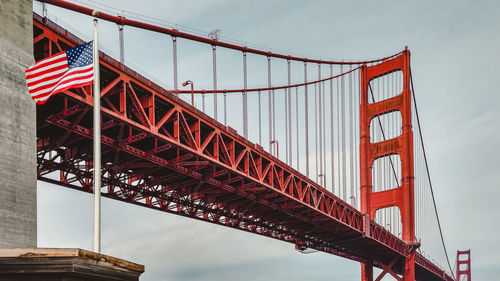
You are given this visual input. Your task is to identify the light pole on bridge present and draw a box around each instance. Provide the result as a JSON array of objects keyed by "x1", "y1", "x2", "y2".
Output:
[
  {"x1": 270, "y1": 140, "x2": 279, "y2": 159},
  {"x1": 182, "y1": 80, "x2": 194, "y2": 106}
]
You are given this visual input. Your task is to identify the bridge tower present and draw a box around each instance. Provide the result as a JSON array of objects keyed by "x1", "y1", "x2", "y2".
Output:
[
  {"x1": 0, "y1": 0, "x2": 37, "y2": 247},
  {"x1": 456, "y1": 250, "x2": 471, "y2": 281},
  {"x1": 359, "y1": 49, "x2": 416, "y2": 281}
]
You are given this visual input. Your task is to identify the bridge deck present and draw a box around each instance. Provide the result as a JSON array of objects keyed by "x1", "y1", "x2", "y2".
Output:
[{"x1": 33, "y1": 13, "x2": 451, "y2": 281}]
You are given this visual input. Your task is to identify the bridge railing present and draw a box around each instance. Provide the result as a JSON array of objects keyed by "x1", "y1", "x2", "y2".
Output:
[{"x1": 33, "y1": 2, "x2": 455, "y2": 280}]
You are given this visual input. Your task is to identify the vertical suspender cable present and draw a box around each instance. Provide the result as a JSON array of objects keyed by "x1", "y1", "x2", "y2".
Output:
[
  {"x1": 314, "y1": 82, "x2": 318, "y2": 183},
  {"x1": 330, "y1": 64, "x2": 335, "y2": 194},
  {"x1": 322, "y1": 81, "x2": 327, "y2": 187},
  {"x1": 318, "y1": 65, "x2": 323, "y2": 186},
  {"x1": 349, "y1": 65, "x2": 354, "y2": 206},
  {"x1": 356, "y1": 67, "x2": 360, "y2": 209},
  {"x1": 379, "y1": 76, "x2": 384, "y2": 225},
  {"x1": 385, "y1": 74, "x2": 390, "y2": 227},
  {"x1": 172, "y1": 37, "x2": 178, "y2": 90},
  {"x1": 273, "y1": 88, "x2": 276, "y2": 152},
  {"x1": 268, "y1": 56, "x2": 272, "y2": 153},
  {"x1": 382, "y1": 74, "x2": 386, "y2": 225},
  {"x1": 285, "y1": 82, "x2": 289, "y2": 163},
  {"x1": 304, "y1": 62, "x2": 309, "y2": 177},
  {"x1": 336, "y1": 67, "x2": 341, "y2": 195},
  {"x1": 396, "y1": 71, "x2": 400, "y2": 234},
  {"x1": 296, "y1": 87, "x2": 299, "y2": 171},
  {"x1": 384, "y1": 75, "x2": 389, "y2": 227},
  {"x1": 118, "y1": 24, "x2": 124, "y2": 64},
  {"x1": 321, "y1": 81, "x2": 324, "y2": 186},
  {"x1": 341, "y1": 65, "x2": 346, "y2": 200},
  {"x1": 389, "y1": 72, "x2": 393, "y2": 232},
  {"x1": 396, "y1": 73, "x2": 400, "y2": 232},
  {"x1": 243, "y1": 51, "x2": 248, "y2": 138},
  {"x1": 258, "y1": 90, "x2": 262, "y2": 145},
  {"x1": 284, "y1": 88, "x2": 288, "y2": 163},
  {"x1": 212, "y1": 45, "x2": 217, "y2": 120},
  {"x1": 353, "y1": 68, "x2": 356, "y2": 207},
  {"x1": 393, "y1": 73, "x2": 397, "y2": 232},
  {"x1": 224, "y1": 91, "x2": 227, "y2": 125},
  {"x1": 287, "y1": 60, "x2": 292, "y2": 165},
  {"x1": 370, "y1": 77, "x2": 375, "y2": 212}
]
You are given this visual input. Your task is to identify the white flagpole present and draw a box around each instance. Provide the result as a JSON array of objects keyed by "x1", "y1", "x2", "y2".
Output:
[{"x1": 92, "y1": 11, "x2": 101, "y2": 253}]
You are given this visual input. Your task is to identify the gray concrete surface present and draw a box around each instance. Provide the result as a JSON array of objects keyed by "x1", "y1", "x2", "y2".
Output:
[{"x1": 0, "y1": 0, "x2": 36, "y2": 247}]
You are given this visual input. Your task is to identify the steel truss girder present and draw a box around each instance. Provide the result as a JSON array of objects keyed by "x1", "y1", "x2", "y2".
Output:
[{"x1": 33, "y1": 13, "x2": 452, "y2": 281}]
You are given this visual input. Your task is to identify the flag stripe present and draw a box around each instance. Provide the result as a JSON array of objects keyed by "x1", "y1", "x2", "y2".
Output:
[
  {"x1": 26, "y1": 60, "x2": 69, "y2": 78},
  {"x1": 31, "y1": 71, "x2": 93, "y2": 100},
  {"x1": 26, "y1": 66, "x2": 68, "y2": 85},
  {"x1": 50, "y1": 76, "x2": 94, "y2": 97},
  {"x1": 51, "y1": 71, "x2": 94, "y2": 95},
  {"x1": 35, "y1": 78, "x2": 94, "y2": 105},
  {"x1": 31, "y1": 67, "x2": 93, "y2": 99},
  {"x1": 25, "y1": 54, "x2": 67, "y2": 75},
  {"x1": 26, "y1": 63, "x2": 68, "y2": 81},
  {"x1": 26, "y1": 53, "x2": 66, "y2": 72},
  {"x1": 28, "y1": 72, "x2": 65, "y2": 90},
  {"x1": 25, "y1": 56, "x2": 67, "y2": 76},
  {"x1": 27, "y1": 56, "x2": 66, "y2": 74},
  {"x1": 29, "y1": 65, "x2": 92, "y2": 93}
]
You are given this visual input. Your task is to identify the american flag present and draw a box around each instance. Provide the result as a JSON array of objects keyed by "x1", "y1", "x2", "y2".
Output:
[{"x1": 25, "y1": 41, "x2": 94, "y2": 104}]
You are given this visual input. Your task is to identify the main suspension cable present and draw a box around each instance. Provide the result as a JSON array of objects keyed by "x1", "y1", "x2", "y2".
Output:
[
  {"x1": 410, "y1": 67, "x2": 455, "y2": 279},
  {"x1": 39, "y1": 0, "x2": 404, "y2": 65},
  {"x1": 173, "y1": 67, "x2": 359, "y2": 95}
]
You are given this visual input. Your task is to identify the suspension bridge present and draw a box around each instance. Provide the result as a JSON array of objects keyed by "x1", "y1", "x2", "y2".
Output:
[{"x1": 30, "y1": 1, "x2": 470, "y2": 280}]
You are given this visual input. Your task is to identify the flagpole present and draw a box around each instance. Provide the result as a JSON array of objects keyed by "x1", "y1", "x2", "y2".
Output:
[{"x1": 92, "y1": 10, "x2": 101, "y2": 253}]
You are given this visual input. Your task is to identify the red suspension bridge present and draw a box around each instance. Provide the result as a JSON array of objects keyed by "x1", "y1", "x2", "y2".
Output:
[{"x1": 34, "y1": 1, "x2": 470, "y2": 281}]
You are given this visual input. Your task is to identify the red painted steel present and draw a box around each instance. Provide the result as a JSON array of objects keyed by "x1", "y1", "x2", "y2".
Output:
[
  {"x1": 359, "y1": 49, "x2": 418, "y2": 281},
  {"x1": 173, "y1": 68, "x2": 359, "y2": 95},
  {"x1": 38, "y1": 0, "x2": 403, "y2": 66},
  {"x1": 33, "y1": 14, "x2": 452, "y2": 281},
  {"x1": 456, "y1": 250, "x2": 471, "y2": 281}
]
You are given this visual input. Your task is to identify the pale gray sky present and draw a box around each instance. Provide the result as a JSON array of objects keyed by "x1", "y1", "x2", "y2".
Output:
[{"x1": 35, "y1": 0, "x2": 500, "y2": 280}]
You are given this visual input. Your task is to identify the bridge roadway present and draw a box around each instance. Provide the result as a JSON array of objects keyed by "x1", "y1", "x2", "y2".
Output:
[{"x1": 33, "y1": 14, "x2": 452, "y2": 281}]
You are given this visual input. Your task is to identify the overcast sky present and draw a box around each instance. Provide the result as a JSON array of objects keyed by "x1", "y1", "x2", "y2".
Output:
[{"x1": 35, "y1": 1, "x2": 500, "y2": 280}]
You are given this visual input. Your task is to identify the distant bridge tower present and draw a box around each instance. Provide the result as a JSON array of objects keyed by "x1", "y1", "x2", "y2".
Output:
[
  {"x1": 0, "y1": 0, "x2": 36, "y2": 247},
  {"x1": 456, "y1": 250, "x2": 471, "y2": 281},
  {"x1": 359, "y1": 49, "x2": 416, "y2": 281}
]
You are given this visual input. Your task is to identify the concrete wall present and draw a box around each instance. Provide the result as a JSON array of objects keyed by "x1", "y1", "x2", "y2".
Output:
[{"x1": 0, "y1": 0, "x2": 36, "y2": 247}]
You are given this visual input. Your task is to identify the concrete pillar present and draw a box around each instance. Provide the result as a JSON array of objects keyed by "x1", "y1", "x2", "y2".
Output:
[{"x1": 0, "y1": 0, "x2": 37, "y2": 247}]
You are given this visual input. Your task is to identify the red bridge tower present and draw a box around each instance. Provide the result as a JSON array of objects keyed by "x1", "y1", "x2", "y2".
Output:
[
  {"x1": 456, "y1": 250, "x2": 471, "y2": 281},
  {"x1": 359, "y1": 49, "x2": 417, "y2": 281}
]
